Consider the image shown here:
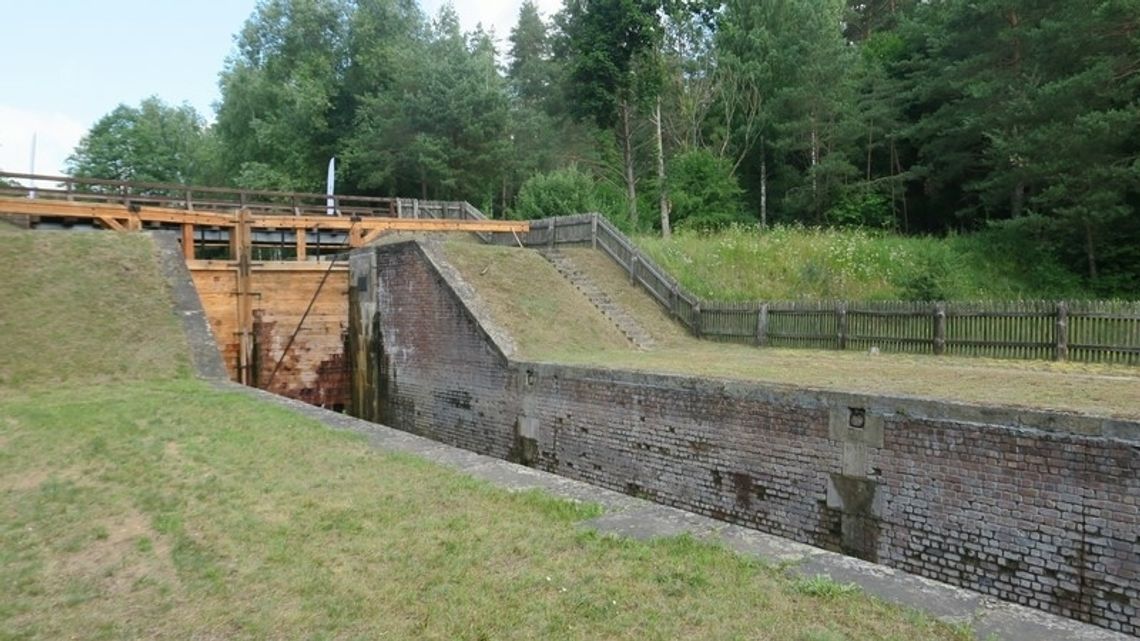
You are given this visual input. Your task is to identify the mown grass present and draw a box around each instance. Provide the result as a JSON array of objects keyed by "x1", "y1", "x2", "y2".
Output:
[
  {"x1": 442, "y1": 240, "x2": 635, "y2": 356},
  {"x1": 634, "y1": 225, "x2": 1090, "y2": 302},
  {"x1": 0, "y1": 225, "x2": 969, "y2": 639},
  {"x1": 0, "y1": 224, "x2": 190, "y2": 388},
  {"x1": 0, "y1": 379, "x2": 968, "y2": 641},
  {"x1": 441, "y1": 242, "x2": 1140, "y2": 419}
]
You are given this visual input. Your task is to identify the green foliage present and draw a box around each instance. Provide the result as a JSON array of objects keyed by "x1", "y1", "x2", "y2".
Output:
[
  {"x1": 344, "y1": 7, "x2": 509, "y2": 203},
  {"x1": 214, "y1": 0, "x2": 351, "y2": 192},
  {"x1": 791, "y1": 575, "x2": 861, "y2": 599},
  {"x1": 560, "y1": 0, "x2": 665, "y2": 129},
  {"x1": 666, "y1": 149, "x2": 747, "y2": 230},
  {"x1": 69, "y1": 0, "x2": 1135, "y2": 293},
  {"x1": 66, "y1": 97, "x2": 212, "y2": 186},
  {"x1": 826, "y1": 190, "x2": 893, "y2": 229},
  {"x1": 635, "y1": 225, "x2": 1090, "y2": 301},
  {"x1": 512, "y1": 166, "x2": 623, "y2": 223}
]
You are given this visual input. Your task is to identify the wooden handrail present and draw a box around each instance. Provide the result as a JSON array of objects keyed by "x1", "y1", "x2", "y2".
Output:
[{"x1": 1, "y1": 171, "x2": 398, "y2": 217}]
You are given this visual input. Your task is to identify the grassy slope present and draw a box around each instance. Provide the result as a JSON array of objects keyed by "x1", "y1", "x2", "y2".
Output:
[
  {"x1": 0, "y1": 224, "x2": 190, "y2": 388},
  {"x1": 1, "y1": 381, "x2": 964, "y2": 641},
  {"x1": 634, "y1": 225, "x2": 1090, "y2": 301},
  {"x1": 449, "y1": 243, "x2": 1140, "y2": 418},
  {"x1": 440, "y1": 241, "x2": 635, "y2": 358},
  {"x1": 0, "y1": 227, "x2": 966, "y2": 639}
]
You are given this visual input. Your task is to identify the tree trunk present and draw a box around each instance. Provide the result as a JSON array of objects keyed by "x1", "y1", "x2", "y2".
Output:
[
  {"x1": 654, "y1": 97, "x2": 671, "y2": 239},
  {"x1": 760, "y1": 134, "x2": 768, "y2": 229},
  {"x1": 810, "y1": 119, "x2": 820, "y2": 220},
  {"x1": 866, "y1": 125, "x2": 874, "y2": 182},
  {"x1": 1011, "y1": 180, "x2": 1026, "y2": 218},
  {"x1": 619, "y1": 98, "x2": 638, "y2": 227},
  {"x1": 1085, "y1": 220, "x2": 1098, "y2": 281}
]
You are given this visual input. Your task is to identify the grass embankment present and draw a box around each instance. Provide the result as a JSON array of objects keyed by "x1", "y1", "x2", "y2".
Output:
[
  {"x1": 0, "y1": 224, "x2": 190, "y2": 387},
  {"x1": 440, "y1": 242, "x2": 1140, "y2": 419},
  {"x1": 1, "y1": 225, "x2": 967, "y2": 638},
  {"x1": 634, "y1": 225, "x2": 1089, "y2": 301}
]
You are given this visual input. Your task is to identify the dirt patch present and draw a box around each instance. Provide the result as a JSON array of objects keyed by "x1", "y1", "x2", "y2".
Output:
[
  {"x1": 59, "y1": 509, "x2": 177, "y2": 594},
  {"x1": 164, "y1": 440, "x2": 183, "y2": 462},
  {"x1": 0, "y1": 466, "x2": 82, "y2": 492}
]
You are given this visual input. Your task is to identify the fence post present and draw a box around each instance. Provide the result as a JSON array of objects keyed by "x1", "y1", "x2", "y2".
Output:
[
  {"x1": 549, "y1": 218, "x2": 557, "y2": 248},
  {"x1": 591, "y1": 214, "x2": 598, "y2": 249},
  {"x1": 629, "y1": 253, "x2": 639, "y2": 285},
  {"x1": 756, "y1": 303, "x2": 769, "y2": 347},
  {"x1": 933, "y1": 302, "x2": 947, "y2": 355},
  {"x1": 670, "y1": 283, "x2": 679, "y2": 319},
  {"x1": 1055, "y1": 300, "x2": 1069, "y2": 362},
  {"x1": 694, "y1": 301, "x2": 703, "y2": 339},
  {"x1": 837, "y1": 302, "x2": 848, "y2": 350}
]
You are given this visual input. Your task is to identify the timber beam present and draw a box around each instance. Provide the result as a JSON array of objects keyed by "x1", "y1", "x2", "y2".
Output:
[{"x1": 0, "y1": 197, "x2": 529, "y2": 235}]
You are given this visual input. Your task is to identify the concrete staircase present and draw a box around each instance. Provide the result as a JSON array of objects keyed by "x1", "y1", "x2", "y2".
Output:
[{"x1": 540, "y1": 248, "x2": 655, "y2": 350}]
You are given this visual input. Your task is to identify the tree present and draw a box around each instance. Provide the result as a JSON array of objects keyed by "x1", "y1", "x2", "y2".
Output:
[
  {"x1": 718, "y1": 0, "x2": 857, "y2": 225},
  {"x1": 345, "y1": 7, "x2": 510, "y2": 204},
  {"x1": 66, "y1": 97, "x2": 211, "y2": 186},
  {"x1": 214, "y1": 0, "x2": 351, "y2": 192},
  {"x1": 509, "y1": 0, "x2": 554, "y2": 106},
  {"x1": 560, "y1": 0, "x2": 665, "y2": 228}
]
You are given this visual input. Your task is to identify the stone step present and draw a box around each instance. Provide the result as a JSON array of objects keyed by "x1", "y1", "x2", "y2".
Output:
[{"x1": 541, "y1": 248, "x2": 655, "y2": 350}]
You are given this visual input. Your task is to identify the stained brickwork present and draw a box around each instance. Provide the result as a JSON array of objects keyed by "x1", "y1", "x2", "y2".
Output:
[
  {"x1": 359, "y1": 242, "x2": 519, "y2": 460},
  {"x1": 350, "y1": 241, "x2": 1139, "y2": 635}
]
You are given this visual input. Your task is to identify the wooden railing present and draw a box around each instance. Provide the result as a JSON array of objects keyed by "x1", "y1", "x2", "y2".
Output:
[
  {"x1": 492, "y1": 214, "x2": 1140, "y2": 366},
  {"x1": 1, "y1": 171, "x2": 398, "y2": 218}
]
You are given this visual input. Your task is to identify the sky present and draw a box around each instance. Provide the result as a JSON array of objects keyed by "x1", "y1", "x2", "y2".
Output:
[{"x1": 0, "y1": 0, "x2": 561, "y2": 181}]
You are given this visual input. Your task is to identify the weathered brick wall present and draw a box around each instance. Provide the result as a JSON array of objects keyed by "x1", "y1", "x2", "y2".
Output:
[
  {"x1": 874, "y1": 419, "x2": 1139, "y2": 629},
  {"x1": 353, "y1": 241, "x2": 520, "y2": 459},
  {"x1": 350, "y1": 241, "x2": 1139, "y2": 634}
]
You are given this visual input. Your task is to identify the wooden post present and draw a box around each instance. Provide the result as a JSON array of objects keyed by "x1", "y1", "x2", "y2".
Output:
[
  {"x1": 181, "y1": 223, "x2": 195, "y2": 260},
  {"x1": 295, "y1": 230, "x2": 307, "y2": 261},
  {"x1": 1055, "y1": 300, "x2": 1069, "y2": 362},
  {"x1": 549, "y1": 218, "x2": 557, "y2": 248},
  {"x1": 413, "y1": 200, "x2": 420, "y2": 219},
  {"x1": 629, "y1": 253, "x2": 638, "y2": 285},
  {"x1": 235, "y1": 209, "x2": 254, "y2": 386},
  {"x1": 591, "y1": 214, "x2": 598, "y2": 250},
  {"x1": 670, "y1": 283, "x2": 679, "y2": 319},
  {"x1": 186, "y1": 189, "x2": 194, "y2": 211},
  {"x1": 756, "y1": 303, "x2": 769, "y2": 347},
  {"x1": 837, "y1": 302, "x2": 848, "y2": 350},
  {"x1": 933, "y1": 302, "x2": 947, "y2": 355},
  {"x1": 694, "y1": 302, "x2": 703, "y2": 339}
]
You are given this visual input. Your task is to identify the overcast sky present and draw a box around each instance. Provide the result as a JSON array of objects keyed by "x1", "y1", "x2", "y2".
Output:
[{"x1": 0, "y1": 0, "x2": 561, "y2": 180}]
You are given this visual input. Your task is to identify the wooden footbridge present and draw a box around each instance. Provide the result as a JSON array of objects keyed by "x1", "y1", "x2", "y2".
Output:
[{"x1": 0, "y1": 172, "x2": 528, "y2": 407}]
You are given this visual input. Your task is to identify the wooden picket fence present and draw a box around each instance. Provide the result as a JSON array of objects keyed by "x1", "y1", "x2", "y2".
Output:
[{"x1": 471, "y1": 212, "x2": 1140, "y2": 365}]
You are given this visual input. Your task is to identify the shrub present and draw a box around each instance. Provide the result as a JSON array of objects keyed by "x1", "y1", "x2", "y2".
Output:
[
  {"x1": 667, "y1": 150, "x2": 748, "y2": 231},
  {"x1": 512, "y1": 166, "x2": 622, "y2": 222}
]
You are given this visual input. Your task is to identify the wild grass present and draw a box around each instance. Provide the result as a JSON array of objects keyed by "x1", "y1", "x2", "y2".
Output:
[
  {"x1": 634, "y1": 224, "x2": 1090, "y2": 302},
  {"x1": 0, "y1": 379, "x2": 970, "y2": 641}
]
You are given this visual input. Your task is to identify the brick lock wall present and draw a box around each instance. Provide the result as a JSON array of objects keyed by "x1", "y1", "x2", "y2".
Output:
[
  {"x1": 351, "y1": 242, "x2": 1139, "y2": 634},
  {"x1": 365, "y1": 242, "x2": 520, "y2": 459}
]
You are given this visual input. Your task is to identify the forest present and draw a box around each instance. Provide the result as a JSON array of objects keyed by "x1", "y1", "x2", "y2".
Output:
[{"x1": 63, "y1": 0, "x2": 1140, "y2": 296}]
